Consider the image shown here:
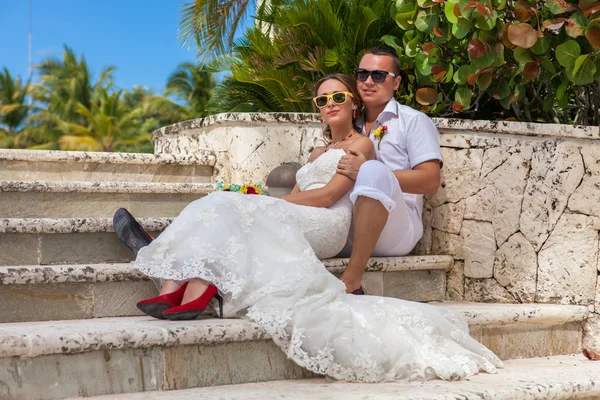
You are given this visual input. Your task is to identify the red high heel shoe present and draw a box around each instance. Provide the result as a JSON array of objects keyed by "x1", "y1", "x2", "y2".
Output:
[
  {"x1": 162, "y1": 284, "x2": 223, "y2": 320},
  {"x1": 137, "y1": 283, "x2": 188, "y2": 319}
]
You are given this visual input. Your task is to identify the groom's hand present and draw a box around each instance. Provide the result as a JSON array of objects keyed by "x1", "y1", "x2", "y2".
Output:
[{"x1": 337, "y1": 149, "x2": 367, "y2": 181}]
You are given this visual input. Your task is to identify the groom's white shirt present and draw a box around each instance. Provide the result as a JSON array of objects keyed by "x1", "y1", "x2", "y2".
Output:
[{"x1": 357, "y1": 97, "x2": 442, "y2": 218}]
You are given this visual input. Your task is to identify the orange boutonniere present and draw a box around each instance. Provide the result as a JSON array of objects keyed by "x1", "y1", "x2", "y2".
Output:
[{"x1": 372, "y1": 125, "x2": 388, "y2": 149}]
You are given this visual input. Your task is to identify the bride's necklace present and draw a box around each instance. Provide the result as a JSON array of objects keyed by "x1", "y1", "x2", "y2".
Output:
[{"x1": 326, "y1": 131, "x2": 356, "y2": 152}]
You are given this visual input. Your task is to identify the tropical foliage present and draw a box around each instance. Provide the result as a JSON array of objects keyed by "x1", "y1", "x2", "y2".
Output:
[
  {"x1": 184, "y1": 0, "x2": 600, "y2": 125},
  {"x1": 0, "y1": 47, "x2": 215, "y2": 151},
  {"x1": 386, "y1": 0, "x2": 600, "y2": 124},
  {"x1": 205, "y1": 0, "x2": 403, "y2": 113}
]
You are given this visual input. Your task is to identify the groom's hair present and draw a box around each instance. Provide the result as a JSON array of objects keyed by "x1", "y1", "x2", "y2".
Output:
[{"x1": 364, "y1": 46, "x2": 401, "y2": 75}]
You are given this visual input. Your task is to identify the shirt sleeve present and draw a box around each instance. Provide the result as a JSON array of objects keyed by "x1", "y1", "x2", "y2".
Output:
[{"x1": 405, "y1": 112, "x2": 443, "y2": 169}]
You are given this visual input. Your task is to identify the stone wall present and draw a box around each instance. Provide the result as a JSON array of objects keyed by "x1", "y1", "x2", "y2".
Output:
[
  {"x1": 152, "y1": 114, "x2": 600, "y2": 313},
  {"x1": 152, "y1": 113, "x2": 324, "y2": 184}
]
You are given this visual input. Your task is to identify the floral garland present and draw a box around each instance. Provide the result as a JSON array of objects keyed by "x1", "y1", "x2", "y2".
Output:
[
  {"x1": 371, "y1": 125, "x2": 388, "y2": 149},
  {"x1": 216, "y1": 182, "x2": 267, "y2": 195}
]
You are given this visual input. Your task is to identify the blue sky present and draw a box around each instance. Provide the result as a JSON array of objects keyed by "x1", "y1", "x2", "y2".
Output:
[{"x1": 0, "y1": 1, "x2": 247, "y2": 93}]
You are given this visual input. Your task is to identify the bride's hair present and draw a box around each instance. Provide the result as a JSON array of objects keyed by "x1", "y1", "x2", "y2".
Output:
[{"x1": 313, "y1": 74, "x2": 363, "y2": 145}]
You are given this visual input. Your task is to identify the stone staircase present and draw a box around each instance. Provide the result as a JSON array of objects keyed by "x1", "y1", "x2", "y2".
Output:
[{"x1": 0, "y1": 149, "x2": 596, "y2": 399}]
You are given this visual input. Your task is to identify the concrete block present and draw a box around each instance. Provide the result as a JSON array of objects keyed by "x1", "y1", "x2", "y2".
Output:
[
  {"x1": 383, "y1": 270, "x2": 446, "y2": 302},
  {"x1": 127, "y1": 193, "x2": 203, "y2": 218},
  {"x1": 93, "y1": 281, "x2": 158, "y2": 318},
  {"x1": 0, "y1": 233, "x2": 39, "y2": 266},
  {"x1": 0, "y1": 347, "x2": 162, "y2": 400},
  {"x1": 469, "y1": 320, "x2": 583, "y2": 360},
  {"x1": 40, "y1": 233, "x2": 133, "y2": 265},
  {"x1": 163, "y1": 341, "x2": 311, "y2": 390},
  {"x1": 0, "y1": 283, "x2": 93, "y2": 323}
]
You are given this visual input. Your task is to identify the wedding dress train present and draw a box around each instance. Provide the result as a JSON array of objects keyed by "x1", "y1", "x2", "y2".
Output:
[{"x1": 135, "y1": 148, "x2": 503, "y2": 382}]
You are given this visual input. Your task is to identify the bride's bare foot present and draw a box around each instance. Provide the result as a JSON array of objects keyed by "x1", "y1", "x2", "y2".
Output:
[
  {"x1": 160, "y1": 280, "x2": 184, "y2": 295},
  {"x1": 181, "y1": 279, "x2": 210, "y2": 304}
]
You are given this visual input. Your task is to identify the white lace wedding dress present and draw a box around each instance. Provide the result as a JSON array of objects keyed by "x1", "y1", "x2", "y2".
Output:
[{"x1": 135, "y1": 148, "x2": 503, "y2": 382}]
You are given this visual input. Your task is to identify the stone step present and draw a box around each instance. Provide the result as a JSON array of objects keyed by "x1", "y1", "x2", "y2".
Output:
[
  {"x1": 0, "y1": 303, "x2": 588, "y2": 400},
  {"x1": 0, "y1": 256, "x2": 453, "y2": 322},
  {"x1": 0, "y1": 217, "x2": 171, "y2": 266},
  {"x1": 0, "y1": 148, "x2": 215, "y2": 183},
  {"x1": 0, "y1": 180, "x2": 214, "y2": 218},
  {"x1": 69, "y1": 355, "x2": 600, "y2": 400}
]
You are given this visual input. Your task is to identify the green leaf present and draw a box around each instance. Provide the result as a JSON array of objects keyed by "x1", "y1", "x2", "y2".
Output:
[
  {"x1": 514, "y1": 47, "x2": 534, "y2": 63},
  {"x1": 566, "y1": 54, "x2": 597, "y2": 84},
  {"x1": 476, "y1": 69, "x2": 494, "y2": 90},
  {"x1": 415, "y1": 9, "x2": 436, "y2": 32},
  {"x1": 381, "y1": 35, "x2": 404, "y2": 54},
  {"x1": 546, "y1": 0, "x2": 574, "y2": 15},
  {"x1": 416, "y1": 52, "x2": 433, "y2": 75},
  {"x1": 458, "y1": 0, "x2": 475, "y2": 18},
  {"x1": 543, "y1": 96, "x2": 554, "y2": 111},
  {"x1": 454, "y1": 65, "x2": 477, "y2": 84},
  {"x1": 406, "y1": 38, "x2": 419, "y2": 57},
  {"x1": 417, "y1": 0, "x2": 437, "y2": 7},
  {"x1": 556, "y1": 80, "x2": 568, "y2": 99},
  {"x1": 395, "y1": 11, "x2": 416, "y2": 30},
  {"x1": 396, "y1": 0, "x2": 416, "y2": 13},
  {"x1": 566, "y1": 12, "x2": 587, "y2": 37},
  {"x1": 494, "y1": 0, "x2": 507, "y2": 10},
  {"x1": 428, "y1": 47, "x2": 441, "y2": 63},
  {"x1": 492, "y1": 43, "x2": 506, "y2": 67},
  {"x1": 444, "y1": 63, "x2": 455, "y2": 83},
  {"x1": 556, "y1": 40, "x2": 581, "y2": 67},
  {"x1": 455, "y1": 86, "x2": 473, "y2": 107},
  {"x1": 499, "y1": 94, "x2": 512, "y2": 109},
  {"x1": 540, "y1": 57, "x2": 557, "y2": 74},
  {"x1": 531, "y1": 37, "x2": 550, "y2": 55},
  {"x1": 452, "y1": 18, "x2": 472, "y2": 39},
  {"x1": 486, "y1": 78, "x2": 511, "y2": 99},
  {"x1": 474, "y1": 9, "x2": 498, "y2": 31},
  {"x1": 572, "y1": 54, "x2": 589, "y2": 75},
  {"x1": 445, "y1": 0, "x2": 459, "y2": 23}
]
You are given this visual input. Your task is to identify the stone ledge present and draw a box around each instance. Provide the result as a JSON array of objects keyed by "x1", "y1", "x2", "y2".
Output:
[
  {"x1": 324, "y1": 255, "x2": 453, "y2": 272},
  {"x1": 0, "y1": 180, "x2": 215, "y2": 194},
  {"x1": 0, "y1": 149, "x2": 216, "y2": 166},
  {"x1": 0, "y1": 263, "x2": 147, "y2": 285},
  {"x1": 0, "y1": 303, "x2": 587, "y2": 359},
  {"x1": 152, "y1": 113, "x2": 322, "y2": 138},
  {"x1": 434, "y1": 118, "x2": 600, "y2": 140},
  {"x1": 0, "y1": 317, "x2": 266, "y2": 358},
  {"x1": 439, "y1": 302, "x2": 589, "y2": 327},
  {"x1": 0, "y1": 217, "x2": 172, "y2": 234},
  {"x1": 150, "y1": 113, "x2": 600, "y2": 141},
  {"x1": 0, "y1": 257, "x2": 452, "y2": 285},
  {"x1": 75, "y1": 355, "x2": 600, "y2": 400}
]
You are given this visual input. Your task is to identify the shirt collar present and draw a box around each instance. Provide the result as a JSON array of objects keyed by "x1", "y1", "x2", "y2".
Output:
[{"x1": 358, "y1": 97, "x2": 399, "y2": 133}]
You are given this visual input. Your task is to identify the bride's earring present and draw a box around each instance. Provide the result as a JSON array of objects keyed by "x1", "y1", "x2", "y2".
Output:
[{"x1": 353, "y1": 109, "x2": 358, "y2": 119}]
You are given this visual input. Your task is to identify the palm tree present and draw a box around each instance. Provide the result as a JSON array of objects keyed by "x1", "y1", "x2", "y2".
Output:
[
  {"x1": 19, "y1": 46, "x2": 116, "y2": 149},
  {"x1": 0, "y1": 68, "x2": 31, "y2": 146},
  {"x1": 33, "y1": 46, "x2": 114, "y2": 122},
  {"x1": 207, "y1": 0, "x2": 402, "y2": 113},
  {"x1": 165, "y1": 62, "x2": 215, "y2": 118},
  {"x1": 180, "y1": 0, "x2": 260, "y2": 63},
  {"x1": 55, "y1": 89, "x2": 146, "y2": 152}
]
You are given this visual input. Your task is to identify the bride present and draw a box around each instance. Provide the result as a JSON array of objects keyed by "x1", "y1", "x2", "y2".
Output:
[{"x1": 114, "y1": 73, "x2": 503, "y2": 382}]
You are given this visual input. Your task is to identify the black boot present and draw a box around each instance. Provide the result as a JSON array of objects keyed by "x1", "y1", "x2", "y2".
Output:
[{"x1": 113, "y1": 208, "x2": 153, "y2": 257}]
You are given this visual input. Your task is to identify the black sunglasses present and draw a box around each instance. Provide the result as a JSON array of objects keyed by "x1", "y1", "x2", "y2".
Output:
[{"x1": 355, "y1": 68, "x2": 398, "y2": 83}]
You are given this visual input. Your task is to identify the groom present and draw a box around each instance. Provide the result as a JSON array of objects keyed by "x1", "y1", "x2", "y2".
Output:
[{"x1": 337, "y1": 46, "x2": 442, "y2": 294}]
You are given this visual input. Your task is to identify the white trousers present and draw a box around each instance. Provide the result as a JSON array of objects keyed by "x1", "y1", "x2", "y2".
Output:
[{"x1": 344, "y1": 160, "x2": 423, "y2": 257}]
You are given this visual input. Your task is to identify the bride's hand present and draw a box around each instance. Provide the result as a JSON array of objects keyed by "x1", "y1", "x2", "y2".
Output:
[{"x1": 337, "y1": 149, "x2": 367, "y2": 181}]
